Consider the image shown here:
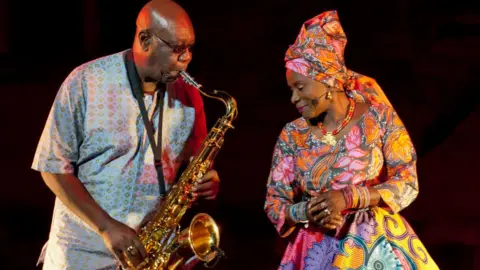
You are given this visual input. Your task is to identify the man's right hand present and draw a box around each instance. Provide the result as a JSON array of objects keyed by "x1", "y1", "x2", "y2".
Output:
[
  {"x1": 40, "y1": 173, "x2": 148, "y2": 269},
  {"x1": 100, "y1": 218, "x2": 147, "y2": 269}
]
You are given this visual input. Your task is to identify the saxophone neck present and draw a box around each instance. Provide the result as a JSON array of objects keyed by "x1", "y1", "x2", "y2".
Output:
[
  {"x1": 213, "y1": 90, "x2": 238, "y2": 123},
  {"x1": 179, "y1": 71, "x2": 238, "y2": 123}
]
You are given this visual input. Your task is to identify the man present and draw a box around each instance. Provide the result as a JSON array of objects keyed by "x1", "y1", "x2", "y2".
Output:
[{"x1": 32, "y1": 1, "x2": 220, "y2": 269}]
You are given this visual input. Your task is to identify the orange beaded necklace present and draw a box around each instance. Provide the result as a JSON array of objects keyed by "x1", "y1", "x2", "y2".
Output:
[{"x1": 318, "y1": 98, "x2": 355, "y2": 146}]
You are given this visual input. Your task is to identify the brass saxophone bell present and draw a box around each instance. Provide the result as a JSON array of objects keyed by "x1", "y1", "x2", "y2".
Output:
[
  {"x1": 177, "y1": 213, "x2": 220, "y2": 262},
  {"x1": 131, "y1": 72, "x2": 235, "y2": 269}
]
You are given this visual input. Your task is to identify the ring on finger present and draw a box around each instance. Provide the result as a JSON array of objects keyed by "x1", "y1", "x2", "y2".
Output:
[
  {"x1": 324, "y1": 208, "x2": 331, "y2": 215},
  {"x1": 126, "y1": 245, "x2": 136, "y2": 255}
]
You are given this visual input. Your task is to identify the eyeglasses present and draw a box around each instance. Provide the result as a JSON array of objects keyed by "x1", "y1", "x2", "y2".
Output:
[{"x1": 147, "y1": 30, "x2": 193, "y2": 55}]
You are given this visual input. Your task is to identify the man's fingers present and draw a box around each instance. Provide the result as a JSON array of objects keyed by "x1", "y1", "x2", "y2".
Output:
[
  {"x1": 195, "y1": 190, "x2": 214, "y2": 197},
  {"x1": 198, "y1": 170, "x2": 219, "y2": 184},
  {"x1": 192, "y1": 181, "x2": 212, "y2": 192},
  {"x1": 113, "y1": 249, "x2": 129, "y2": 269},
  {"x1": 132, "y1": 238, "x2": 147, "y2": 258}
]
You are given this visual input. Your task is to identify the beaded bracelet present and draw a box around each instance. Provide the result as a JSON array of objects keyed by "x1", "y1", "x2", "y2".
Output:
[
  {"x1": 342, "y1": 186, "x2": 354, "y2": 208},
  {"x1": 289, "y1": 201, "x2": 309, "y2": 224},
  {"x1": 351, "y1": 185, "x2": 359, "y2": 208},
  {"x1": 342, "y1": 185, "x2": 371, "y2": 209},
  {"x1": 357, "y1": 186, "x2": 370, "y2": 209}
]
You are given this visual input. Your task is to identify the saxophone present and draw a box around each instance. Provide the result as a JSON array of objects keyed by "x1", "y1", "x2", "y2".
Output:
[{"x1": 124, "y1": 71, "x2": 237, "y2": 270}]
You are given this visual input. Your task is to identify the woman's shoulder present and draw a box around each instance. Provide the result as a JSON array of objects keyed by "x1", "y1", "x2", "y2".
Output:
[
  {"x1": 361, "y1": 100, "x2": 393, "y2": 119},
  {"x1": 276, "y1": 117, "x2": 311, "y2": 149},
  {"x1": 284, "y1": 117, "x2": 310, "y2": 133},
  {"x1": 275, "y1": 117, "x2": 309, "y2": 142}
]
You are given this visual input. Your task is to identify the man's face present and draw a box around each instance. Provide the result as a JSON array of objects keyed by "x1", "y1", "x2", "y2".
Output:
[{"x1": 144, "y1": 23, "x2": 195, "y2": 83}]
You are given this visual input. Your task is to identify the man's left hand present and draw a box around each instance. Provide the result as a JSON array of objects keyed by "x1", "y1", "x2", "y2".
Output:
[{"x1": 192, "y1": 170, "x2": 220, "y2": 201}]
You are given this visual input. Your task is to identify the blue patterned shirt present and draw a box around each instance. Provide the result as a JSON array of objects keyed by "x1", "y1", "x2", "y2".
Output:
[{"x1": 32, "y1": 50, "x2": 207, "y2": 269}]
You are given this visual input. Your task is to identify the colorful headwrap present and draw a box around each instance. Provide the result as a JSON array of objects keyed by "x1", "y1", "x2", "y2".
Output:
[
  {"x1": 285, "y1": 11, "x2": 392, "y2": 107},
  {"x1": 285, "y1": 10, "x2": 352, "y2": 89}
]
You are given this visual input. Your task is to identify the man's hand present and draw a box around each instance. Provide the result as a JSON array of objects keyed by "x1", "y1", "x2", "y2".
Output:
[
  {"x1": 100, "y1": 218, "x2": 147, "y2": 269},
  {"x1": 192, "y1": 170, "x2": 220, "y2": 201}
]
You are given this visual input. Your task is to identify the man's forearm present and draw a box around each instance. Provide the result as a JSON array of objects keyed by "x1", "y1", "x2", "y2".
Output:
[{"x1": 41, "y1": 172, "x2": 112, "y2": 235}]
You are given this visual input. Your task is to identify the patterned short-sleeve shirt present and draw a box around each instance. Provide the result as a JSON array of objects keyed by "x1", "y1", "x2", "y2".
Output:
[{"x1": 32, "y1": 50, "x2": 207, "y2": 269}]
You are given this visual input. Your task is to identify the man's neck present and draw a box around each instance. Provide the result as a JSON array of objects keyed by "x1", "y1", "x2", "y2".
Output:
[
  {"x1": 131, "y1": 51, "x2": 156, "y2": 95},
  {"x1": 142, "y1": 81, "x2": 157, "y2": 95}
]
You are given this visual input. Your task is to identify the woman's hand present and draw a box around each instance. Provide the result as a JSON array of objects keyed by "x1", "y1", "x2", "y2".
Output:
[
  {"x1": 315, "y1": 212, "x2": 344, "y2": 230},
  {"x1": 307, "y1": 190, "x2": 347, "y2": 229}
]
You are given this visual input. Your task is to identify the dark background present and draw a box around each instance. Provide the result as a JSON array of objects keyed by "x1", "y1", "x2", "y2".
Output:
[{"x1": 1, "y1": 0, "x2": 479, "y2": 269}]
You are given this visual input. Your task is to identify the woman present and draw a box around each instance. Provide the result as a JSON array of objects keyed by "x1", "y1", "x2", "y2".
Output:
[{"x1": 264, "y1": 10, "x2": 438, "y2": 269}]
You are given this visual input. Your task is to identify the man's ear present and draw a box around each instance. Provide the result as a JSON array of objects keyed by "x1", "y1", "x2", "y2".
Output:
[{"x1": 138, "y1": 30, "x2": 151, "y2": 52}]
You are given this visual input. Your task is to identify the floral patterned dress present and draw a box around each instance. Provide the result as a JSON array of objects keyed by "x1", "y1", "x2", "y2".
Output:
[{"x1": 264, "y1": 97, "x2": 439, "y2": 269}]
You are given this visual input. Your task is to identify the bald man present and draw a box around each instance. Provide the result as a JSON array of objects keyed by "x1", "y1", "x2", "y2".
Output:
[{"x1": 32, "y1": 1, "x2": 220, "y2": 269}]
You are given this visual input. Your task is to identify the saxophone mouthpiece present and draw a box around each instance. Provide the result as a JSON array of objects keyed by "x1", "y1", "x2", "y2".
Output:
[{"x1": 179, "y1": 71, "x2": 202, "y2": 89}]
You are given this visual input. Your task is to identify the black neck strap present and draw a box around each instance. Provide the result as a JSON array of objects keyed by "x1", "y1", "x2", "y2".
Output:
[{"x1": 124, "y1": 50, "x2": 166, "y2": 196}]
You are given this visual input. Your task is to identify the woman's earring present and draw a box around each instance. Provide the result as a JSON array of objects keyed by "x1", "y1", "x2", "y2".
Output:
[{"x1": 326, "y1": 91, "x2": 332, "y2": 100}]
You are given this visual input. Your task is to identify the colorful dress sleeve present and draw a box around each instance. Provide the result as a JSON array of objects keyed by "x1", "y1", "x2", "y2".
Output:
[
  {"x1": 31, "y1": 68, "x2": 86, "y2": 174},
  {"x1": 264, "y1": 127, "x2": 303, "y2": 237},
  {"x1": 375, "y1": 106, "x2": 419, "y2": 213}
]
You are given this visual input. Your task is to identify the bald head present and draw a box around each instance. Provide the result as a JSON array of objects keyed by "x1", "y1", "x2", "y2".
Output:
[
  {"x1": 136, "y1": 0, "x2": 193, "y2": 42},
  {"x1": 133, "y1": 0, "x2": 195, "y2": 83}
]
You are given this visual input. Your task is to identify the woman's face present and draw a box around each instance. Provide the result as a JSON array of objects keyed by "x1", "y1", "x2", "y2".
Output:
[{"x1": 286, "y1": 69, "x2": 330, "y2": 119}]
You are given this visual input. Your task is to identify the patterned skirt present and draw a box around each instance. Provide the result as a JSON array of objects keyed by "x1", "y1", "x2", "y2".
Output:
[{"x1": 279, "y1": 207, "x2": 438, "y2": 270}]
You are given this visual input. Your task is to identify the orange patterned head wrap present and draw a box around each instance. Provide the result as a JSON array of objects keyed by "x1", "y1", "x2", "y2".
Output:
[{"x1": 285, "y1": 10, "x2": 354, "y2": 90}]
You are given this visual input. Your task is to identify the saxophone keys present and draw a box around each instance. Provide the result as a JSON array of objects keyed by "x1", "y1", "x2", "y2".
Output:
[
  {"x1": 177, "y1": 196, "x2": 187, "y2": 204},
  {"x1": 215, "y1": 138, "x2": 224, "y2": 148}
]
